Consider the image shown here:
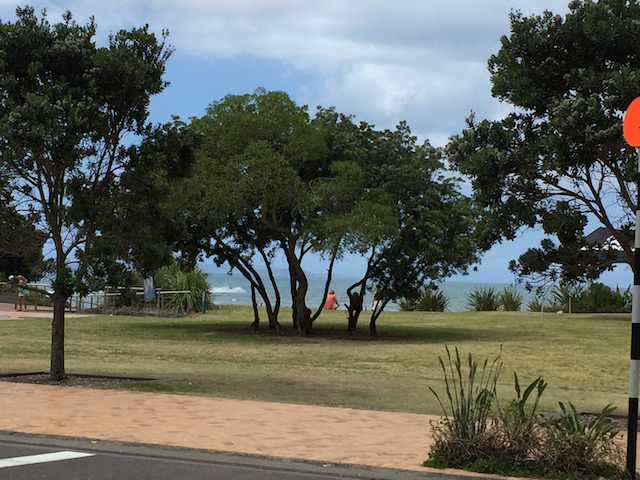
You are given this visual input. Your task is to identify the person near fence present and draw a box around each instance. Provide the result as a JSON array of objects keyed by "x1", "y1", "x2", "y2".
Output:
[{"x1": 9, "y1": 274, "x2": 28, "y2": 311}]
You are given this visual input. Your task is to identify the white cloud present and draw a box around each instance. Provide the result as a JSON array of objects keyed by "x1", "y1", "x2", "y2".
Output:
[
  {"x1": 0, "y1": 1, "x2": 571, "y2": 146},
  {"x1": 6, "y1": 0, "x2": 626, "y2": 284}
]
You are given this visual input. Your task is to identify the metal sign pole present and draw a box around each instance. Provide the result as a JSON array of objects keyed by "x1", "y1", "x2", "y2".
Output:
[
  {"x1": 622, "y1": 98, "x2": 640, "y2": 479},
  {"x1": 627, "y1": 148, "x2": 640, "y2": 480}
]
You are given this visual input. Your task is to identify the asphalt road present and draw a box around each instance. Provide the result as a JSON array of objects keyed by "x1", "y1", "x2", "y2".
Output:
[{"x1": 0, "y1": 432, "x2": 484, "y2": 480}]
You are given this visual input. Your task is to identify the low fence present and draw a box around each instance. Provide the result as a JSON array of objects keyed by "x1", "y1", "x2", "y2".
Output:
[
  {"x1": 2, "y1": 282, "x2": 194, "y2": 316},
  {"x1": 73, "y1": 288, "x2": 195, "y2": 316}
]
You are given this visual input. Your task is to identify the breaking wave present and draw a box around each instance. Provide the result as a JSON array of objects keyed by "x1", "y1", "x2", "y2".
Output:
[{"x1": 210, "y1": 286, "x2": 246, "y2": 294}]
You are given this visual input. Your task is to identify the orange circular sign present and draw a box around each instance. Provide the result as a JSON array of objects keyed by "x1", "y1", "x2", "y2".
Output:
[{"x1": 623, "y1": 97, "x2": 640, "y2": 146}]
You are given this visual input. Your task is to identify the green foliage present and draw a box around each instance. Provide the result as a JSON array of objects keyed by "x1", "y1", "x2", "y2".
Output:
[
  {"x1": 447, "y1": 0, "x2": 640, "y2": 286},
  {"x1": 467, "y1": 287, "x2": 499, "y2": 311},
  {"x1": 0, "y1": 191, "x2": 46, "y2": 280},
  {"x1": 397, "y1": 298, "x2": 414, "y2": 311},
  {"x1": 550, "y1": 283, "x2": 584, "y2": 312},
  {"x1": 572, "y1": 283, "x2": 631, "y2": 314},
  {"x1": 499, "y1": 287, "x2": 522, "y2": 311},
  {"x1": 428, "y1": 347, "x2": 501, "y2": 443},
  {"x1": 185, "y1": 89, "x2": 332, "y2": 332},
  {"x1": 182, "y1": 92, "x2": 481, "y2": 332},
  {"x1": 541, "y1": 403, "x2": 623, "y2": 478},
  {"x1": 527, "y1": 297, "x2": 544, "y2": 312},
  {"x1": 0, "y1": 7, "x2": 173, "y2": 377},
  {"x1": 495, "y1": 373, "x2": 546, "y2": 465},
  {"x1": 98, "y1": 120, "x2": 201, "y2": 276},
  {"x1": 427, "y1": 348, "x2": 624, "y2": 479},
  {"x1": 399, "y1": 289, "x2": 449, "y2": 312},
  {"x1": 539, "y1": 282, "x2": 632, "y2": 314},
  {"x1": 154, "y1": 264, "x2": 212, "y2": 313}
]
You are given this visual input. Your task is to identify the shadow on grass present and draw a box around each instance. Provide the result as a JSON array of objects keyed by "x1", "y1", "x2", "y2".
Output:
[{"x1": 127, "y1": 319, "x2": 537, "y2": 344}]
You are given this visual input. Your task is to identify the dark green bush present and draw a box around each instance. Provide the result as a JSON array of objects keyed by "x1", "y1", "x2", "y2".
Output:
[
  {"x1": 467, "y1": 287, "x2": 499, "y2": 311},
  {"x1": 399, "y1": 289, "x2": 448, "y2": 312},
  {"x1": 154, "y1": 264, "x2": 212, "y2": 312},
  {"x1": 572, "y1": 283, "x2": 631, "y2": 313},
  {"x1": 499, "y1": 287, "x2": 523, "y2": 311},
  {"x1": 540, "y1": 402, "x2": 623, "y2": 478},
  {"x1": 527, "y1": 296, "x2": 544, "y2": 312},
  {"x1": 529, "y1": 283, "x2": 631, "y2": 314}
]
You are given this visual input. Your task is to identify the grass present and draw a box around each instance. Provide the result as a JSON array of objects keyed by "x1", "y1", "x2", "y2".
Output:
[{"x1": 0, "y1": 306, "x2": 631, "y2": 415}]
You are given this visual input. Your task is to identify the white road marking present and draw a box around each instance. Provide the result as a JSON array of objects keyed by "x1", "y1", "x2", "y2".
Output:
[{"x1": 0, "y1": 450, "x2": 95, "y2": 469}]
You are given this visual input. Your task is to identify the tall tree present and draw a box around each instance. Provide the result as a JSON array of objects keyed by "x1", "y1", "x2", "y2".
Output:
[
  {"x1": 0, "y1": 7, "x2": 172, "y2": 379},
  {"x1": 317, "y1": 110, "x2": 480, "y2": 333},
  {"x1": 185, "y1": 89, "x2": 339, "y2": 333},
  {"x1": 447, "y1": 0, "x2": 640, "y2": 287}
]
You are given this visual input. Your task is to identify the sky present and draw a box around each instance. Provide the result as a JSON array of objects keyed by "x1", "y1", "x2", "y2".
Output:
[{"x1": 0, "y1": 1, "x2": 630, "y2": 286}]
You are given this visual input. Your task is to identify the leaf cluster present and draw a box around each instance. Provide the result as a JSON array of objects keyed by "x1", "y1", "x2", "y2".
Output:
[
  {"x1": 0, "y1": 6, "x2": 175, "y2": 298},
  {"x1": 447, "y1": 0, "x2": 640, "y2": 286}
]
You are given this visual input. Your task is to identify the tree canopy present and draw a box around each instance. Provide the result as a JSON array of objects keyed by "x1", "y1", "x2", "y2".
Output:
[
  {"x1": 180, "y1": 89, "x2": 481, "y2": 333},
  {"x1": 316, "y1": 109, "x2": 480, "y2": 333},
  {"x1": 0, "y1": 6, "x2": 172, "y2": 378},
  {"x1": 183, "y1": 89, "x2": 339, "y2": 333},
  {"x1": 446, "y1": 0, "x2": 640, "y2": 287},
  {"x1": 0, "y1": 169, "x2": 46, "y2": 280}
]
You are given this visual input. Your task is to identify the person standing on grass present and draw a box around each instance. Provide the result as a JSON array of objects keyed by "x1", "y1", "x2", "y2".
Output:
[
  {"x1": 9, "y1": 274, "x2": 28, "y2": 311},
  {"x1": 372, "y1": 294, "x2": 383, "y2": 315},
  {"x1": 324, "y1": 289, "x2": 339, "y2": 310}
]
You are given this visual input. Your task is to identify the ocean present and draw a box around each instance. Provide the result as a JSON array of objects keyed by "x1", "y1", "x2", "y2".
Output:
[{"x1": 205, "y1": 269, "x2": 536, "y2": 312}]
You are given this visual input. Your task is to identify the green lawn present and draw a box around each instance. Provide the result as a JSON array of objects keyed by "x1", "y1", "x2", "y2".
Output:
[{"x1": 0, "y1": 306, "x2": 631, "y2": 415}]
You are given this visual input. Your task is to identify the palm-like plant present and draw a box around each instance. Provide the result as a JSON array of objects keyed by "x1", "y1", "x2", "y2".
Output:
[
  {"x1": 154, "y1": 264, "x2": 211, "y2": 312},
  {"x1": 467, "y1": 287, "x2": 499, "y2": 311}
]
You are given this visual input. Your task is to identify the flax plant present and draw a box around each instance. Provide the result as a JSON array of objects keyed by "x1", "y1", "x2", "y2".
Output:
[{"x1": 429, "y1": 346, "x2": 502, "y2": 440}]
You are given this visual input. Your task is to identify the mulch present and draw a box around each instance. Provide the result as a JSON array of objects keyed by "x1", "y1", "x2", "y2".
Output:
[{"x1": 0, "y1": 372, "x2": 155, "y2": 389}]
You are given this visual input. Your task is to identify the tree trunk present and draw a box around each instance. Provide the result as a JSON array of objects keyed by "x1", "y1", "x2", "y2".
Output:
[
  {"x1": 369, "y1": 311, "x2": 378, "y2": 336},
  {"x1": 369, "y1": 298, "x2": 389, "y2": 336},
  {"x1": 292, "y1": 266, "x2": 312, "y2": 333},
  {"x1": 226, "y1": 253, "x2": 282, "y2": 331},
  {"x1": 280, "y1": 237, "x2": 313, "y2": 334},
  {"x1": 50, "y1": 293, "x2": 66, "y2": 380},
  {"x1": 311, "y1": 245, "x2": 339, "y2": 323},
  {"x1": 288, "y1": 261, "x2": 298, "y2": 330},
  {"x1": 347, "y1": 291, "x2": 363, "y2": 331},
  {"x1": 346, "y1": 280, "x2": 366, "y2": 332},
  {"x1": 286, "y1": 253, "x2": 312, "y2": 333},
  {"x1": 295, "y1": 285, "x2": 312, "y2": 334},
  {"x1": 267, "y1": 310, "x2": 282, "y2": 332},
  {"x1": 250, "y1": 284, "x2": 260, "y2": 330}
]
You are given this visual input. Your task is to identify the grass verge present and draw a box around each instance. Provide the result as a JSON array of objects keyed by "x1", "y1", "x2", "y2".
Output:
[{"x1": 0, "y1": 306, "x2": 630, "y2": 415}]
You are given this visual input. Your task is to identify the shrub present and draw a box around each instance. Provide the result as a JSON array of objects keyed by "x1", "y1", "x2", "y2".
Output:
[
  {"x1": 550, "y1": 283, "x2": 583, "y2": 313},
  {"x1": 397, "y1": 298, "x2": 414, "y2": 311},
  {"x1": 498, "y1": 287, "x2": 523, "y2": 311},
  {"x1": 572, "y1": 283, "x2": 631, "y2": 313},
  {"x1": 540, "y1": 403, "x2": 623, "y2": 478},
  {"x1": 467, "y1": 287, "x2": 499, "y2": 311},
  {"x1": 427, "y1": 347, "x2": 502, "y2": 464},
  {"x1": 547, "y1": 282, "x2": 631, "y2": 313},
  {"x1": 527, "y1": 297, "x2": 544, "y2": 312},
  {"x1": 494, "y1": 373, "x2": 546, "y2": 466},
  {"x1": 426, "y1": 348, "x2": 625, "y2": 479},
  {"x1": 154, "y1": 264, "x2": 212, "y2": 312},
  {"x1": 399, "y1": 289, "x2": 449, "y2": 312},
  {"x1": 398, "y1": 289, "x2": 449, "y2": 312},
  {"x1": 417, "y1": 289, "x2": 449, "y2": 311}
]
